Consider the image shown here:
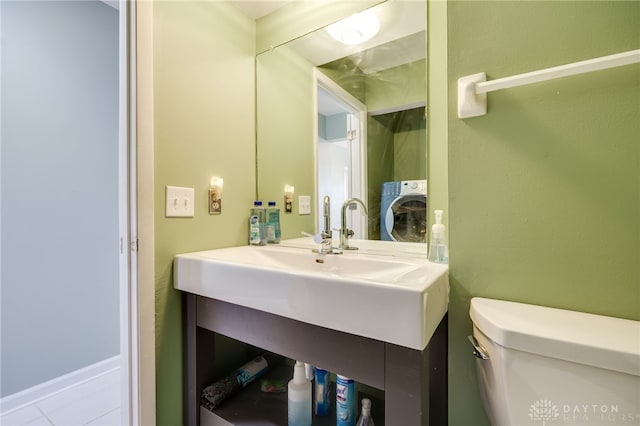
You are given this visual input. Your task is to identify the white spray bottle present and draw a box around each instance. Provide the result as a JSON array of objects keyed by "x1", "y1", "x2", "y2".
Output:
[
  {"x1": 288, "y1": 361, "x2": 311, "y2": 426},
  {"x1": 428, "y1": 209, "x2": 449, "y2": 264}
]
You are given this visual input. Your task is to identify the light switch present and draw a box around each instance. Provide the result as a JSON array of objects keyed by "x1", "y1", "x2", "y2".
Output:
[
  {"x1": 166, "y1": 186, "x2": 195, "y2": 217},
  {"x1": 298, "y1": 195, "x2": 311, "y2": 215}
]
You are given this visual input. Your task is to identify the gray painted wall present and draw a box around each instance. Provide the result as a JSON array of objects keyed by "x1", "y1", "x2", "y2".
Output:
[{"x1": 1, "y1": 0, "x2": 119, "y2": 396}]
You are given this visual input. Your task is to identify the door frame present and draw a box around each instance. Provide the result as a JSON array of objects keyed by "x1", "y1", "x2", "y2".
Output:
[
  {"x1": 314, "y1": 69, "x2": 369, "y2": 237},
  {"x1": 119, "y1": 1, "x2": 156, "y2": 424},
  {"x1": 118, "y1": 0, "x2": 137, "y2": 423}
]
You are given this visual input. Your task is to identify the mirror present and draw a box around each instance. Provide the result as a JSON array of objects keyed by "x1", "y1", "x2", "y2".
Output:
[{"x1": 256, "y1": 0, "x2": 427, "y2": 248}]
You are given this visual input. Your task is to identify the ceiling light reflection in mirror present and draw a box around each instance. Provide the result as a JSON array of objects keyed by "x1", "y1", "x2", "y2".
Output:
[
  {"x1": 325, "y1": 10, "x2": 380, "y2": 45},
  {"x1": 285, "y1": 0, "x2": 425, "y2": 73}
]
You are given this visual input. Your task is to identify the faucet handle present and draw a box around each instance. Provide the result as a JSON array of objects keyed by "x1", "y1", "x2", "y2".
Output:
[{"x1": 301, "y1": 231, "x2": 323, "y2": 244}]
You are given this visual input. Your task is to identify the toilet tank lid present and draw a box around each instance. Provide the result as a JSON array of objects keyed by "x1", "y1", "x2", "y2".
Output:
[{"x1": 470, "y1": 297, "x2": 640, "y2": 377}]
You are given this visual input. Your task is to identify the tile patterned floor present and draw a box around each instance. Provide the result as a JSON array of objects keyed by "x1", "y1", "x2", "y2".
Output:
[{"x1": 1, "y1": 370, "x2": 120, "y2": 426}]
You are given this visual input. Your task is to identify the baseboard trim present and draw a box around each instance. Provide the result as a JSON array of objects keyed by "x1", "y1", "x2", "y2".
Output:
[{"x1": 0, "y1": 355, "x2": 120, "y2": 415}]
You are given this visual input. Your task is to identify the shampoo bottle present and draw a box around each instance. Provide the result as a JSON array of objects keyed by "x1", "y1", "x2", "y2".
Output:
[
  {"x1": 288, "y1": 361, "x2": 312, "y2": 426},
  {"x1": 428, "y1": 209, "x2": 448, "y2": 264}
]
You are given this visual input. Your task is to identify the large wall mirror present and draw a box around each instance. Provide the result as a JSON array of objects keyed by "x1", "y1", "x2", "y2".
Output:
[{"x1": 256, "y1": 0, "x2": 427, "y2": 248}]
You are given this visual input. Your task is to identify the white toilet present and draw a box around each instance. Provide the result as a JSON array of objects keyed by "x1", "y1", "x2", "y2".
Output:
[{"x1": 469, "y1": 297, "x2": 640, "y2": 426}]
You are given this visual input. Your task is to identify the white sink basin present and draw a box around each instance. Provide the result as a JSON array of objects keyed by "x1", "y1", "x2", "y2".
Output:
[{"x1": 174, "y1": 242, "x2": 449, "y2": 350}]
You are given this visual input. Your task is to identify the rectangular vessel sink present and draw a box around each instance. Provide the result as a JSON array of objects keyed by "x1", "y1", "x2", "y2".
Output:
[{"x1": 174, "y1": 243, "x2": 449, "y2": 350}]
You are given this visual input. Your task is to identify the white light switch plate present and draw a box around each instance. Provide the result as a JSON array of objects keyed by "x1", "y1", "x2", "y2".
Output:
[
  {"x1": 166, "y1": 186, "x2": 195, "y2": 217},
  {"x1": 298, "y1": 195, "x2": 311, "y2": 215}
]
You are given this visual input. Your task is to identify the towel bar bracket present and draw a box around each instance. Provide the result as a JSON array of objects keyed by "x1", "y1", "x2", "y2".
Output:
[{"x1": 457, "y1": 72, "x2": 487, "y2": 119}]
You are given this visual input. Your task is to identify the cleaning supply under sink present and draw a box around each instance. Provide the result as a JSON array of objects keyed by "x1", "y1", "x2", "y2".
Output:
[
  {"x1": 355, "y1": 398, "x2": 375, "y2": 426},
  {"x1": 314, "y1": 367, "x2": 330, "y2": 416},
  {"x1": 201, "y1": 355, "x2": 271, "y2": 411},
  {"x1": 428, "y1": 209, "x2": 449, "y2": 264},
  {"x1": 288, "y1": 361, "x2": 312, "y2": 426},
  {"x1": 336, "y1": 374, "x2": 355, "y2": 426}
]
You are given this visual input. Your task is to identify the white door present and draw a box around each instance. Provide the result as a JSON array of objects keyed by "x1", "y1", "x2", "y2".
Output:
[{"x1": 315, "y1": 70, "x2": 368, "y2": 238}]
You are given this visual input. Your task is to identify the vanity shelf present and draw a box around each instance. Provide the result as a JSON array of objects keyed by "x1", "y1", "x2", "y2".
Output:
[
  {"x1": 199, "y1": 363, "x2": 385, "y2": 426},
  {"x1": 184, "y1": 295, "x2": 447, "y2": 426}
]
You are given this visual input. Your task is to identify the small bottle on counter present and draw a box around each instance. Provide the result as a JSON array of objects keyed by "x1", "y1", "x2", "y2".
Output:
[
  {"x1": 266, "y1": 201, "x2": 281, "y2": 243},
  {"x1": 428, "y1": 209, "x2": 449, "y2": 264},
  {"x1": 249, "y1": 201, "x2": 266, "y2": 246}
]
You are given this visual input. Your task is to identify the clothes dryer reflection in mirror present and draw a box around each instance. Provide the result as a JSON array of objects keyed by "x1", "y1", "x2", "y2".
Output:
[
  {"x1": 380, "y1": 180, "x2": 427, "y2": 243},
  {"x1": 469, "y1": 297, "x2": 640, "y2": 426}
]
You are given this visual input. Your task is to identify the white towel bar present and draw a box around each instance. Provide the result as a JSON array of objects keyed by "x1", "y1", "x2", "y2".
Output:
[{"x1": 457, "y1": 49, "x2": 640, "y2": 119}]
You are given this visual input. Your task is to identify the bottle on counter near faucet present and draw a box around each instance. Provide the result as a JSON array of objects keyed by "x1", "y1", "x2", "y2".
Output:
[
  {"x1": 266, "y1": 201, "x2": 281, "y2": 243},
  {"x1": 249, "y1": 201, "x2": 267, "y2": 246}
]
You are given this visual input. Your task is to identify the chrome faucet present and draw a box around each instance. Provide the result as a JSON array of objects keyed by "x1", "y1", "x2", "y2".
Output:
[
  {"x1": 315, "y1": 196, "x2": 340, "y2": 254},
  {"x1": 339, "y1": 198, "x2": 368, "y2": 250}
]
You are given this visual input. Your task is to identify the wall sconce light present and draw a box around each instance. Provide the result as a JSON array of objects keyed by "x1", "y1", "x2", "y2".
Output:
[
  {"x1": 284, "y1": 185, "x2": 294, "y2": 213},
  {"x1": 209, "y1": 176, "x2": 223, "y2": 215}
]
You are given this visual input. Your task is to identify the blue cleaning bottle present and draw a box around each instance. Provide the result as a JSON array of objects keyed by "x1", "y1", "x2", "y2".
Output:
[
  {"x1": 314, "y1": 368, "x2": 330, "y2": 416},
  {"x1": 336, "y1": 375, "x2": 355, "y2": 426}
]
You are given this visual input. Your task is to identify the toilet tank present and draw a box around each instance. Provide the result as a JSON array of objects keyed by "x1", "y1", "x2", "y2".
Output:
[{"x1": 469, "y1": 297, "x2": 640, "y2": 426}]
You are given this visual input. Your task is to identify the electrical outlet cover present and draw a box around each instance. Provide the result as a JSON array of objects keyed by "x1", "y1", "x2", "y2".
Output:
[
  {"x1": 166, "y1": 186, "x2": 195, "y2": 217},
  {"x1": 298, "y1": 195, "x2": 311, "y2": 215}
]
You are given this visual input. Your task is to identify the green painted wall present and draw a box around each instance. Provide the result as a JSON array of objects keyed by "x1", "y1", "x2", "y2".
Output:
[
  {"x1": 256, "y1": 44, "x2": 317, "y2": 237},
  {"x1": 394, "y1": 126, "x2": 426, "y2": 182},
  {"x1": 320, "y1": 58, "x2": 367, "y2": 104},
  {"x1": 321, "y1": 59, "x2": 426, "y2": 115},
  {"x1": 366, "y1": 59, "x2": 426, "y2": 114},
  {"x1": 445, "y1": 2, "x2": 640, "y2": 425},
  {"x1": 153, "y1": 2, "x2": 256, "y2": 423},
  {"x1": 367, "y1": 116, "x2": 395, "y2": 239},
  {"x1": 426, "y1": 0, "x2": 449, "y2": 229},
  {"x1": 388, "y1": 107, "x2": 427, "y2": 182}
]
